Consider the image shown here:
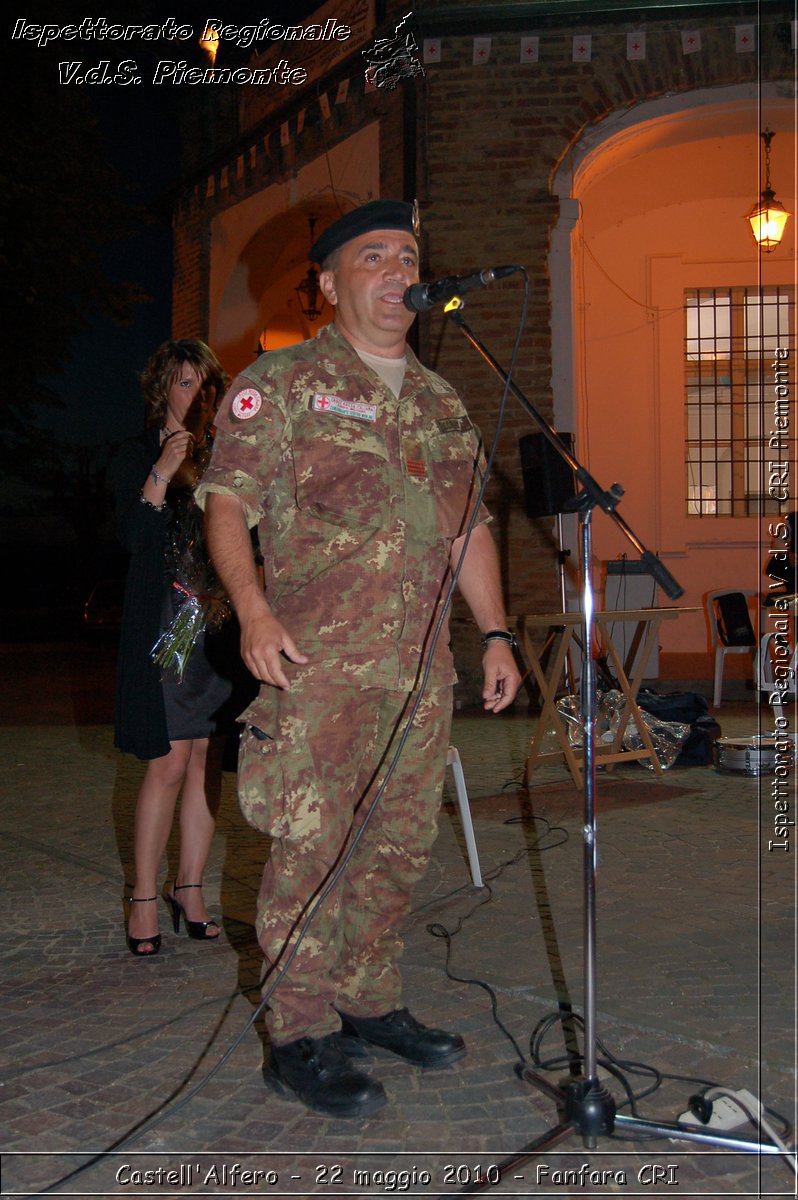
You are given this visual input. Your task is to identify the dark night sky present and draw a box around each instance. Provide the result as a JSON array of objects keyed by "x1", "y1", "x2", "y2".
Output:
[
  {"x1": 24, "y1": 2, "x2": 331, "y2": 447},
  {"x1": 46, "y1": 95, "x2": 178, "y2": 447},
  {"x1": 1, "y1": 2, "x2": 334, "y2": 612}
]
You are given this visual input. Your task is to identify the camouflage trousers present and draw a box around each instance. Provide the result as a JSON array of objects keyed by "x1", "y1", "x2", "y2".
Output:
[{"x1": 238, "y1": 679, "x2": 453, "y2": 1045}]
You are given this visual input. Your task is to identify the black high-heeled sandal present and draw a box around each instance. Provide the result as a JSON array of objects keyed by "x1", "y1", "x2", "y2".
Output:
[
  {"x1": 126, "y1": 896, "x2": 162, "y2": 957},
  {"x1": 164, "y1": 883, "x2": 220, "y2": 941}
]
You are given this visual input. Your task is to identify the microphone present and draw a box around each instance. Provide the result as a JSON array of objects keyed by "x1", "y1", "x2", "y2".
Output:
[{"x1": 403, "y1": 265, "x2": 519, "y2": 313}]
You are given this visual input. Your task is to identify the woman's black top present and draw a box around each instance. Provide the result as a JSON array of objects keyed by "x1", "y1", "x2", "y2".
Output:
[{"x1": 112, "y1": 429, "x2": 253, "y2": 760}]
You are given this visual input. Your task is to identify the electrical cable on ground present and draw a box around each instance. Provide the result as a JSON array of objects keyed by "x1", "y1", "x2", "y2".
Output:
[
  {"x1": 1, "y1": 984, "x2": 259, "y2": 1080},
  {"x1": 421, "y1": 829, "x2": 795, "y2": 1180},
  {"x1": 424, "y1": 809, "x2": 571, "y2": 1068}
]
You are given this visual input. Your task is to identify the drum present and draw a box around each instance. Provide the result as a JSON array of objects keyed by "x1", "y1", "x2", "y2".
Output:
[{"x1": 713, "y1": 736, "x2": 781, "y2": 776}]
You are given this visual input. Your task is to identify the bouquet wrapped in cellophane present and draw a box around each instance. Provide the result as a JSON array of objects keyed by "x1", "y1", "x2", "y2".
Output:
[{"x1": 150, "y1": 498, "x2": 230, "y2": 682}]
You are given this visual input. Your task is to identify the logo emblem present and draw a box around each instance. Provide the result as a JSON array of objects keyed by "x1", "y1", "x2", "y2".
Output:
[
  {"x1": 231, "y1": 388, "x2": 262, "y2": 420},
  {"x1": 312, "y1": 394, "x2": 377, "y2": 422}
]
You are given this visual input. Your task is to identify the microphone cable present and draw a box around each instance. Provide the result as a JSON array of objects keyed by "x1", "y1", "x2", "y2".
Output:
[
  {"x1": 243, "y1": 265, "x2": 529, "y2": 1031},
  {"x1": 30, "y1": 266, "x2": 529, "y2": 1198}
]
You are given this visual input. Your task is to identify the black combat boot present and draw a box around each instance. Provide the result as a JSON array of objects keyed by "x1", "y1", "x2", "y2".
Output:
[
  {"x1": 267, "y1": 1033, "x2": 387, "y2": 1117},
  {"x1": 337, "y1": 1007, "x2": 466, "y2": 1067}
]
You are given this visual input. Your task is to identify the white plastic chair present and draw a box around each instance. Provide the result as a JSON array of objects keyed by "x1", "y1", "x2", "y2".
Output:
[
  {"x1": 754, "y1": 631, "x2": 798, "y2": 720},
  {"x1": 446, "y1": 746, "x2": 483, "y2": 887},
  {"x1": 705, "y1": 589, "x2": 758, "y2": 707}
]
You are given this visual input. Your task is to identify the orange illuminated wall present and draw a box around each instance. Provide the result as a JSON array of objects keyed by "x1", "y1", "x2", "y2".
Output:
[{"x1": 552, "y1": 89, "x2": 795, "y2": 669}]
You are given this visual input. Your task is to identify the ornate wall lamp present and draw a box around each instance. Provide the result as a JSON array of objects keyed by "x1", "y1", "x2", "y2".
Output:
[
  {"x1": 746, "y1": 129, "x2": 791, "y2": 252},
  {"x1": 294, "y1": 216, "x2": 324, "y2": 321}
]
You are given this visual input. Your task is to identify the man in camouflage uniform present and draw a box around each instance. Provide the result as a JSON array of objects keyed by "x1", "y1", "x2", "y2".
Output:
[{"x1": 199, "y1": 200, "x2": 521, "y2": 1117}]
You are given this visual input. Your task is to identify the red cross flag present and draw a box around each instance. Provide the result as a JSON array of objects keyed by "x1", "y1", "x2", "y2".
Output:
[
  {"x1": 572, "y1": 34, "x2": 592, "y2": 62},
  {"x1": 681, "y1": 29, "x2": 702, "y2": 54},
  {"x1": 626, "y1": 31, "x2": 646, "y2": 60},
  {"x1": 473, "y1": 37, "x2": 491, "y2": 64},
  {"x1": 735, "y1": 24, "x2": 756, "y2": 52},
  {"x1": 520, "y1": 36, "x2": 539, "y2": 63},
  {"x1": 423, "y1": 38, "x2": 441, "y2": 64}
]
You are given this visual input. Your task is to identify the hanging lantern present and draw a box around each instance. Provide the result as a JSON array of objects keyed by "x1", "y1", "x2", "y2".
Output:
[
  {"x1": 746, "y1": 129, "x2": 790, "y2": 253},
  {"x1": 294, "y1": 216, "x2": 324, "y2": 321}
]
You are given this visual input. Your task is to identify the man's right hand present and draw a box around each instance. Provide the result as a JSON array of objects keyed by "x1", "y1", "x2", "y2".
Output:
[
  {"x1": 205, "y1": 491, "x2": 307, "y2": 689},
  {"x1": 240, "y1": 611, "x2": 308, "y2": 689}
]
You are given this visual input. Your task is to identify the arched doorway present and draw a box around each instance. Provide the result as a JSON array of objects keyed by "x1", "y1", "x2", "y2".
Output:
[
  {"x1": 549, "y1": 83, "x2": 795, "y2": 671},
  {"x1": 208, "y1": 122, "x2": 380, "y2": 375}
]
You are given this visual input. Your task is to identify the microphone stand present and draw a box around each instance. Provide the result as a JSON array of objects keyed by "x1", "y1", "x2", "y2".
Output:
[
  {"x1": 440, "y1": 297, "x2": 783, "y2": 1191},
  {"x1": 554, "y1": 512, "x2": 575, "y2": 692}
]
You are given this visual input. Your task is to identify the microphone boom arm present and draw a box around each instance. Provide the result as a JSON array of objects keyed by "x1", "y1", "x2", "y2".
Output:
[{"x1": 404, "y1": 265, "x2": 521, "y2": 313}]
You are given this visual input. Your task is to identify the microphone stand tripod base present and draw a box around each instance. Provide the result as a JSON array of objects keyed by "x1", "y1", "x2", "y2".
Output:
[
  {"x1": 452, "y1": 1071, "x2": 783, "y2": 1197},
  {"x1": 504, "y1": 1070, "x2": 616, "y2": 1157},
  {"x1": 563, "y1": 1075, "x2": 616, "y2": 1143}
]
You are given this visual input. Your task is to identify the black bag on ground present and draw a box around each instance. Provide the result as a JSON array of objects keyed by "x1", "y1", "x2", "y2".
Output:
[
  {"x1": 673, "y1": 716, "x2": 722, "y2": 767},
  {"x1": 637, "y1": 689, "x2": 708, "y2": 725},
  {"x1": 637, "y1": 689, "x2": 719, "y2": 767}
]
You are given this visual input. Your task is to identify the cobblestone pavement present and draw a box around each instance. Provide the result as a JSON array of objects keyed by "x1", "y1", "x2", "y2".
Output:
[{"x1": 0, "y1": 644, "x2": 795, "y2": 1199}]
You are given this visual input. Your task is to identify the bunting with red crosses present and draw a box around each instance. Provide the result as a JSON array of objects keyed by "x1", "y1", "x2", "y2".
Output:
[
  {"x1": 423, "y1": 37, "x2": 441, "y2": 64},
  {"x1": 627, "y1": 32, "x2": 646, "y2": 60},
  {"x1": 735, "y1": 24, "x2": 756, "y2": 52},
  {"x1": 472, "y1": 37, "x2": 491, "y2": 65},
  {"x1": 194, "y1": 20, "x2": 791, "y2": 208}
]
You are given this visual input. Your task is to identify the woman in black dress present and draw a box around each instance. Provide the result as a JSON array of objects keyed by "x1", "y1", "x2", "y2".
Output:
[{"x1": 114, "y1": 339, "x2": 241, "y2": 956}]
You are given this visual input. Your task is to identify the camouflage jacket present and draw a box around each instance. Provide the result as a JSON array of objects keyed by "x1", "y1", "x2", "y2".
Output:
[{"x1": 196, "y1": 323, "x2": 489, "y2": 690}]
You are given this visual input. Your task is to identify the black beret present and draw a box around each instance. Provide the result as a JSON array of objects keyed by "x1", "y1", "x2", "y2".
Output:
[{"x1": 310, "y1": 200, "x2": 418, "y2": 265}]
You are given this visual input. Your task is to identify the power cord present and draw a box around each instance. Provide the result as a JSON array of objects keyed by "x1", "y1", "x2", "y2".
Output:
[
  {"x1": 422, "y1": 849, "x2": 796, "y2": 1183},
  {"x1": 422, "y1": 809, "x2": 570, "y2": 1067},
  {"x1": 243, "y1": 265, "x2": 529, "y2": 1050},
  {"x1": 1, "y1": 984, "x2": 258, "y2": 1080},
  {"x1": 525, "y1": 1010, "x2": 795, "y2": 1170},
  {"x1": 24, "y1": 983, "x2": 261, "y2": 1197},
  {"x1": 684, "y1": 1087, "x2": 796, "y2": 1175}
]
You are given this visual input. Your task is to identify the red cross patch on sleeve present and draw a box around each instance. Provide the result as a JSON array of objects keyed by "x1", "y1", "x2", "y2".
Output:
[{"x1": 231, "y1": 388, "x2": 262, "y2": 420}]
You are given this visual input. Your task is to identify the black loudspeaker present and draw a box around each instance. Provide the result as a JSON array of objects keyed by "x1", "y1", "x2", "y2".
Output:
[{"x1": 519, "y1": 432, "x2": 577, "y2": 517}]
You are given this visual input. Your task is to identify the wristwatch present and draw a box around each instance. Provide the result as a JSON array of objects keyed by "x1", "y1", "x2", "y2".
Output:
[{"x1": 481, "y1": 629, "x2": 518, "y2": 652}]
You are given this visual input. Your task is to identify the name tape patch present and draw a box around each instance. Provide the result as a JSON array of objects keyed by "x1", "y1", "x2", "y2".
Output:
[
  {"x1": 312, "y1": 393, "x2": 377, "y2": 422},
  {"x1": 436, "y1": 416, "x2": 472, "y2": 434}
]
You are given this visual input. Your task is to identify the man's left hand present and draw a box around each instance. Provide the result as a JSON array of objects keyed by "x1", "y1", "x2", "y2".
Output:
[{"x1": 481, "y1": 642, "x2": 522, "y2": 713}]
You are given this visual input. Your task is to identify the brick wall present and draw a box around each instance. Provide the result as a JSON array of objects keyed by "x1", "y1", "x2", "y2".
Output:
[{"x1": 170, "y1": 1, "x2": 794, "y2": 696}]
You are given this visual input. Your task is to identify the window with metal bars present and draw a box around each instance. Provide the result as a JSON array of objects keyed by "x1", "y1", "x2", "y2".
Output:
[{"x1": 685, "y1": 286, "x2": 795, "y2": 516}]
